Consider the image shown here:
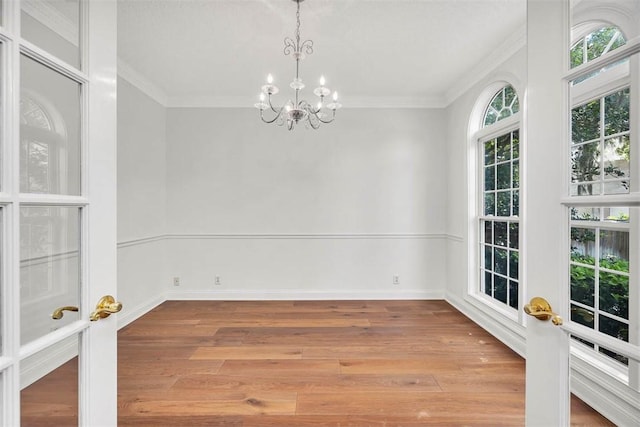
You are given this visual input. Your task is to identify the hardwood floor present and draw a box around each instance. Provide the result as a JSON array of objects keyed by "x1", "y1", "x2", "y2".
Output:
[{"x1": 22, "y1": 300, "x2": 614, "y2": 426}]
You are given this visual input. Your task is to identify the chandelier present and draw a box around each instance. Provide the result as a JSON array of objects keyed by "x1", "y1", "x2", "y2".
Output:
[{"x1": 254, "y1": 0, "x2": 341, "y2": 130}]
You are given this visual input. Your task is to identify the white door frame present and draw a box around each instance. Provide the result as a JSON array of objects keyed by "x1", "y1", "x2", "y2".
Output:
[{"x1": 525, "y1": 1, "x2": 571, "y2": 425}]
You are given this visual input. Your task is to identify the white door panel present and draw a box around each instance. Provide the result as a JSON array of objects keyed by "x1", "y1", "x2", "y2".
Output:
[{"x1": 0, "y1": 1, "x2": 118, "y2": 425}]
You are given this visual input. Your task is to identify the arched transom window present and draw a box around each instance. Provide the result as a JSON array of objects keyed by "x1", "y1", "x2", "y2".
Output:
[
  {"x1": 570, "y1": 25, "x2": 626, "y2": 68},
  {"x1": 483, "y1": 85, "x2": 520, "y2": 127}
]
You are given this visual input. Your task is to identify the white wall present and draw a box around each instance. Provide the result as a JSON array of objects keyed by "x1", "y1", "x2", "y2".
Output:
[
  {"x1": 165, "y1": 107, "x2": 448, "y2": 299},
  {"x1": 444, "y1": 47, "x2": 527, "y2": 350},
  {"x1": 117, "y1": 77, "x2": 167, "y2": 326}
]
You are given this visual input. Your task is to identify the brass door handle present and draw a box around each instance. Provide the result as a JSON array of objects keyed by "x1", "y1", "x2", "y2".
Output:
[
  {"x1": 524, "y1": 297, "x2": 563, "y2": 326},
  {"x1": 52, "y1": 306, "x2": 79, "y2": 320},
  {"x1": 89, "y1": 295, "x2": 123, "y2": 321}
]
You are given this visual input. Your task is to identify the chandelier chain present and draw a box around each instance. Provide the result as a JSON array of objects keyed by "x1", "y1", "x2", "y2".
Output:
[{"x1": 295, "y1": 0, "x2": 301, "y2": 50}]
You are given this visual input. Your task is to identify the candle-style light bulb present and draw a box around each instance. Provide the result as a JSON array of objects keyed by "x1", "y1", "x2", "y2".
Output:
[
  {"x1": 333, "y1": 91, "x2": 338, "y2": 101},
  {"x1": 319, "y1": 75, "x2": 326, "y2": 86},
  {"x1": 259, "y1": 93, "x2": 265, "y2": 101},
  {"x1": 267, "y1": 74, "x2": 273, "y2": 84},
  {"x1": 317, "y1": 101, "x2": 322, "y2": 110}
]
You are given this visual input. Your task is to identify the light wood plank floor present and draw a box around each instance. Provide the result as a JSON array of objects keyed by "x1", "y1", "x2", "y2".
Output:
[{"x1": 22, "y1": 300, "x2": 614, "y2": 426}]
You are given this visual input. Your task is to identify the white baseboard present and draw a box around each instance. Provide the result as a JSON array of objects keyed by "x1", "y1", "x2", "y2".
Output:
[
  {"x1": 572, "y1": 356, "x2": 640, "y2": 427},
  {"x1": 166, "y1": 289, "x2": 445, "y2": 301},
  {"x1": 446, "y1": 292, "x2": 640, "y2": 426},
  {"x1": 445, "y1": 292, "x2": 526, "y2": 357},
  {"x1": 117, "y1": 293, "x2": 166, "y2": 330}
]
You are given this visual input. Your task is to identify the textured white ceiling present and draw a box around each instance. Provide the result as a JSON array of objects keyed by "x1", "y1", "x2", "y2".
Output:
[{"x1": 117, "y1": 0, "x2": 526, "y2": 107}]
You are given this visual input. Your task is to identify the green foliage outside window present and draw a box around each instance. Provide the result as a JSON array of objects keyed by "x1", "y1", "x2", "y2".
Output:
[{"x1": 570, "y1": 26, "x2": 626, "y2": 69}]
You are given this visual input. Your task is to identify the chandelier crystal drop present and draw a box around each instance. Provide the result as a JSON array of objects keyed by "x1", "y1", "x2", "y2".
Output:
[{"x1": 254, "y1": 0, "x2": 341, "y2": 130}]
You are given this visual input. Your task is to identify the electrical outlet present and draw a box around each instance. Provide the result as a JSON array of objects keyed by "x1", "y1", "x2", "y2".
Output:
[
  {"x1": 393, "y1": 275, "x2": 400, "y2": 285},
  {"x1": 215, "y1": 276, "x2": 221, "y2": 286},
  {"x1": 173, "y1": 277, "x2": 180, "y2": 286}
]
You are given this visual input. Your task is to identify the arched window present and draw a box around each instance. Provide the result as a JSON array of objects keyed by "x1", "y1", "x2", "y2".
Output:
[
  {"x1": 570, "y1": 25, "x2": 626, "y2": 68},
  {"x1": 483, "y1": 85, "x2": 520, "y2": 126},
  {"x1": 477, "y1": 85, "x2": 521, "y2": 312}
]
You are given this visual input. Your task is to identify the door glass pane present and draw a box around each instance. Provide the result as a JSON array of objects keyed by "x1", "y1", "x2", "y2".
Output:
[
  {"x1": 21, "y1": 336, "x2": 78, "y2": 425},
  {"x1": 570, "y1": 58, "x2": 632, "y2": 197},
  {"x1": 20, "y1": 55, "x2": 81, "y2": 195},
  {"x1": 569, "y1": 206, "x2": 630, "y2": 366},
  {"x1": 20, "y1": 207, "x2": 80, "y2": 345},
  {"x1": 21, "y1": 0, "x2": 80, "y2": 68}
]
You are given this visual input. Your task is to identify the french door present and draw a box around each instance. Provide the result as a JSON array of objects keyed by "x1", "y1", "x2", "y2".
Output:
[
  {"x1": 526, "y1": 0, "x2": 639, "y2": 425},
  {"x1": 0, "y1": 1, "x2": 118, "y2": 425}
]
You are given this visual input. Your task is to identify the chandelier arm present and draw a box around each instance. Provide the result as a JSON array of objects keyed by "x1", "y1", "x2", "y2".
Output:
[
  {"x1": 267, "y1": 94, "x2": 280, "y2": 114},
  {"x1": 316, "y1": 114, "x2": 335, "y2": 124},
  {"x1": 260, "y1": 107, "x2": 286, "y2": 124},
  {"x1": 307, "y1": 115, "x2": 321, "y2": 130},
  {"x1": 307, "y1": 107, "x2": 336, "y2": 124}
]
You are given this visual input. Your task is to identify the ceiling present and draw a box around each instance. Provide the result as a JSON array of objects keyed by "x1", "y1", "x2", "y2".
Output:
[{"x1": 117, "y1": 0, "x2": 526, "y2": 107}]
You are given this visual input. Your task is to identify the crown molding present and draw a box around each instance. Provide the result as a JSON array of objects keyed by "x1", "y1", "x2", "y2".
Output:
[
  {"x1": 21, "y1": 0, "x2": 78, "y2": 46},
  {"x1": 443, "y1": 26, "x2": 526, "y2": 107},
  {"x1": 165, "y1": 94, "x2": 446, "y2": 109},
  {"x1": 117, "y1": 59, "x2": 169, "y2": 107}
]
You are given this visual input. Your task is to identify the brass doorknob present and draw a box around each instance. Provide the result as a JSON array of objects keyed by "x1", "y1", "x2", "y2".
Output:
[
  {"x1": 524, "y1": 297, "x2": 563, "y2": 325},
  {"x1": 52, "y1": 306, "x2": 79, "y2": 320},
  {"x1": 89, "y1": 295, "x2": 123, "y2": 321}
]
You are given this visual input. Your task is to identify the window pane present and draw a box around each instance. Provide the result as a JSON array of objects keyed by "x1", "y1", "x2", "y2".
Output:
[
  {"x1": 21, "y1": 337, "x2": 78, "y2": 425},
  {"x1": 599, "y1": 315, "x2": 628, "y2": 342},
  {"x1": 570, "y1": 264, "x2": 595, "y2": 306},
  {"x1": 484, "y1": 193, "x2": 495, "y2": 216},
  {"x1": 496, "y1": 163, "x2": 511, "y2": 190},
  {"x1": 21, "y1": 55, "x2": 81, "y2": 195},
  {"x1": 494, "y1": 222, "x2": 507, "y2": 247},
  {"x1": 20, "y1": 207, "x2": 80, "y2": 345},
  {"x1": 483, "y1": 221, "x2": 493, "y2": 245},
  {"x1": 496, "y1": 134, "x2": 511, "y2": 162},
  {"x1": 599, "y1": 229, "x2": 629, "y2": 272},
  {"x1": 494, "y1": 248, "x2": 507, "y2": 275},
  {"x1": 508, "y1": 223, "x2": 519, "y2": 249},
  {"x1": 484, "y1": 245, "x2": 492, "y2": 270},
  {"x1": 484, "y1": 271, "x2": 492, "y2": 296},
  {"x1": 571, "y1": 207, "x2": 600, "y2": 221},
  {"x1": 571, "y1": 227, "x2": 596, "y2": 264},
  {"x1": 571, "y1": 142, "x2": 600, "y2": 185},
  {"x1": 21, "y1": 0, "x2": 80, "y2": 68},
  {"x1": 495, "y1": 275, "x2": 507, "y2": 304},
  {"x1": 484, "y1": 166, "x2": 495, "y2": 191},
  {"x1": 508, "y1": 280, "x2": 518, "y2": 309},
  {"x1": 599, "y1": 271, "x2": 628, "y2": 319},
  {"x1": 509, "y1": 251, "x2": 519, "y2": 280},
  {"x1": 496, "y1": 191, "x2": 510, "y2": 216},
  {"x1": 572, "y1": 101, "x2": 600, "y2": 143},
  {"x1": 604, "y1": 89, "x2": 630, "y2": 136},
  {"x1": 512, "y1": 130, "x2": 520, "y2": 158},
  {"x1": 484, "y1": 139, "x2": 495, "y2": 165},
  {"x1": 571, "y1": 304, "x2": 594, "y2": 328}
]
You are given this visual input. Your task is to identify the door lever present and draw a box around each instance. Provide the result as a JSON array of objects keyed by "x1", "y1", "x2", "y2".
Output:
[
  {"x1": 52, "y1": 306, "x2": 79, "y2": 320},
  {"x1": 524, "y1": 297, "x2": 563, "y2": 325},
  {"x1": 89, "y1": 295, "x2": 123, "y2": 321}
]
